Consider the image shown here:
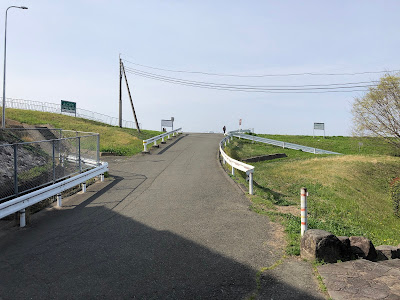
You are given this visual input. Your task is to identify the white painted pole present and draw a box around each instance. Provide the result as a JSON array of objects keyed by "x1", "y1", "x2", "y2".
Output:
[
  {"x1": 301, "y1": 187, "x2": 307, "y2": 236},
  {"x1": 154, "y1": 140, "x2": 157, "y2": 146},
  {"x1": 81, "y1": 182, "x2": 86, "y2": 193},
  {"x1": 162, "y1": 136, "x2": 165, "y2": 143},
  {"x1": 249, "y1": 173, "x2": 253, "y2": 195},
  {"x1": 232, "y1": 166, "x2": 235, "y2": 176},
  {"x1": 143, "y1": 142, "x2": 147, "y2": 152},
  {"x1": 57, "y1": 193, "x2": 62, "y2": 207},
  {"x1": 19, "y1": 208, "x2": 26, "y2": 227}
]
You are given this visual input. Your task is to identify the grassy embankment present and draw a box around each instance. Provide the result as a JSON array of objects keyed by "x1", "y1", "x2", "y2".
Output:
[
  {"x1": 224, "y1": 134, "x2": 400, "y2": 255},
  {"x1": 6, "y1": 108, "x2": 161, "y2": 155}
]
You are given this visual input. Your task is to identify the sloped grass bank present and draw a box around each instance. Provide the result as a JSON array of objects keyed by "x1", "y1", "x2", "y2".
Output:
[
  {"x1": 6, "y1": 108, "x2": 161, "y2": 155},
  {"x1": 224, "y1": 137, "x2": 400, "y2": 255},
  {"x1": 258, "y1": 133, "x2": 400, "y2": 156}
]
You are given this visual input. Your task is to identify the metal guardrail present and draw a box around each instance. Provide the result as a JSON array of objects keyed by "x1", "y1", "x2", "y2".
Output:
[
  {"x1": 0, "y1": 128, "x2": 108, "y2": 227},
  {"x1": 142, "y1": 128, "x2": 182, "y2": 152},
  {"x1": 231, "y1": 132, "x2": 341, "y2": 155},
  {"x1": 0, "y1": 161, "x2": 108, "y2": 227},
  {"x1": 219, "y1": 135, "x2": 254, "y2": 195},
  {"x1": 2, "y1": 97, "x2": 137, "y2": 129},
  {"x1": 228, "y1": 129, "x2": 252, "y2": 134}
]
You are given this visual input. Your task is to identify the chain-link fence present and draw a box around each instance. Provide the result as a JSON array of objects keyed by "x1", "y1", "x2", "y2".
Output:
[
  {"x1": 0, "y1": 128, "x2": 100, "y2": 202},
  {"x1": 1, "y1": 97, "x2": 137, "y2": 129}
]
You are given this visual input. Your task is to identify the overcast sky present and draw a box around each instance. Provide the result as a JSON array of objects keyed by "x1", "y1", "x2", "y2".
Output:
[{"x1": 1, "y1": 1, "x2": 400, "y2": 135}]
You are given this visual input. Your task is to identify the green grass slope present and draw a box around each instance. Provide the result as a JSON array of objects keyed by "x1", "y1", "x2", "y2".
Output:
[
  {"x1": 5, "y1": 108, "x2": 161, "y2": 155},
  {"x1": 224, "y1": 136, "x2": 400, "y2": 255}
]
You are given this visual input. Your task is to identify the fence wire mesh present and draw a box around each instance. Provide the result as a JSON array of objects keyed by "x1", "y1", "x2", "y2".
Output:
[
  {"x1": 2, "y1": 97, "x2": 136, "y2": 128},
  {"x1": 0, "y1": 128, "x2": 100, "y2": 202}
]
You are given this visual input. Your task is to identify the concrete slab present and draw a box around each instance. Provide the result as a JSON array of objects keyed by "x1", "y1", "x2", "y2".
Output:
[{"x1": 318, "y1": 259, "x2": 400, "y2": 299}]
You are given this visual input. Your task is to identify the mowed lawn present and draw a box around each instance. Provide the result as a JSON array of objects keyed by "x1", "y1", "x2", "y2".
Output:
[{"x1": 224, "y1": 135, "x2": 400, "y2": 254}]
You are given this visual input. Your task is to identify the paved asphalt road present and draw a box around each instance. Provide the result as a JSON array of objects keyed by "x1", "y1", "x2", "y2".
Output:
[{"x1": 0, "y1": 133, "x2": 324, "y2": 299}]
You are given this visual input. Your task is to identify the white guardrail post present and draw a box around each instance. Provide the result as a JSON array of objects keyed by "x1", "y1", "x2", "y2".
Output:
[{"x1": 142, "y1": 128, "x2": 182, "y2": 153}]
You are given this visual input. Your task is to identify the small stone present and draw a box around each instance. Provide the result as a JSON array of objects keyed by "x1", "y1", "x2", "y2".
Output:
[{"x1": 349, "y1": 236, "x2": 378, "y2": 261}]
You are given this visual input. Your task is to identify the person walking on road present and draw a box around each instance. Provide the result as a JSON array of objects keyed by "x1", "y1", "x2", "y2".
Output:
[{"x1": 223, "y1": 126, "x2": 226, "y2": 134}]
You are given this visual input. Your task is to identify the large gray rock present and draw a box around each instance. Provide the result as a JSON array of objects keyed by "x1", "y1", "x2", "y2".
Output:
[
  {"x1": 376, "y1": 245, "x2": 400, "y2": 260},
  {"x1": 349, "y1": 236, "x2": 377, "y2": 261},
  {"x1": 301, "y1": 229, "x2": 351, "y2": 263}
]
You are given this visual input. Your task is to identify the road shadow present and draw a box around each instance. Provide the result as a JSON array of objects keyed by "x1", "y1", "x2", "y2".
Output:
[
  {"x1": 157, "y1": 134, "x2": 187, "y2": 155},
  {"x1": 0, "y1": 189, "x2": 323, "y2": 300}
]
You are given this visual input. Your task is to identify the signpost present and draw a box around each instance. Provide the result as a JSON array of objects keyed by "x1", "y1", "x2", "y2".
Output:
[
  {"x1": 161, "y1": 117, "x2": 174, "y2": 131},
  {"x1": 313, "y1": 122, "x2": 325, "y2": 138},
  {"x1": 239, "y1": 118, "x2": 242, "y2": 132},
  {"x1": 61, "y1": 100, "x2": 76, "y2": 117}
]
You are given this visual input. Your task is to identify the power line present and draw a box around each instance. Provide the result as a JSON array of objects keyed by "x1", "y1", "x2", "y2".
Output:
[
  {"x1": 124, "y1": 67, "x2": 375, "y2": 90},
  {"x1": 122, "y1": 58, "x2": 399, "y2": 78},
  {"x1": 125, "y1": 66, "x2": 376, "y2": 88},
  {"x1": 124, "y1": 67, "x2": 372, "y2": 94}
]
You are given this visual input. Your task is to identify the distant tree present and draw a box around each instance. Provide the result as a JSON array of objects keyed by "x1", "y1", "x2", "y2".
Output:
[{"x1": 352, "y1": 74, "x2": 400, "y2": 149}]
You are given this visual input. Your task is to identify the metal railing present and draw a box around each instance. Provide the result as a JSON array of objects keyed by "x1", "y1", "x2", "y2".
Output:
[
  {"x1": 0, "y1": 128, "x2": 102, "y2": 202},
  {"x1": 219, "y1": 135, "x2": 254, "y2": 195},
  {"x1": 142, "y1": 128, "x2": 182, "y2": 152},
  {"x1": 228, "y1": 129, "x2": 252, "y2": 134},
  {"x1": 2, "y1": 97, "x2": 137, "y2": 129},
  {"x1": 231, "y1": 132, "x2": 341, "y2": 155},
  {"x1": 0, "y1": 128, "x2": 108, "y2": 227}
]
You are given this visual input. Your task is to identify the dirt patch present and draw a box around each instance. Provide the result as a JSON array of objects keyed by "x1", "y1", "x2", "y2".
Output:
[
  {"x1": 267, "y1": 220, "x2": 286, "y2": 253},
  {"x1": 275, "y1": 205, "x2": 298, "y2": 216}
]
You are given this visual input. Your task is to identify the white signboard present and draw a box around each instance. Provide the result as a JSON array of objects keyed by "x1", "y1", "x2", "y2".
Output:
[
  {"x1": 313, "y1": 122, "x2": 325, "y2": 138},
  {"x1": 161, "y1": 120, "x2": 173, "y2": 127},
  {"x1": 314, "y1": 123, "x2": 325, "y2": 130}
]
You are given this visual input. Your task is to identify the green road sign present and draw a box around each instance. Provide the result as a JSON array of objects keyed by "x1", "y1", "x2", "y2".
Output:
[{"x1": 61, "y1": 100, "x2": 76, "y2": 115}]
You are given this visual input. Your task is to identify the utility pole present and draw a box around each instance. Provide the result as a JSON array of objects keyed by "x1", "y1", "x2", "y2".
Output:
[
  {"x1": 119, "y1": 56, "x2": 122, "y2": 128},
  {"x1": 121, "y1": 61, "x2": 141, "y2": 133}
]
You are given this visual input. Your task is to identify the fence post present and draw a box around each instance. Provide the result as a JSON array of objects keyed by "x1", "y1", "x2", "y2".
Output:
[
  {"x1": 249, "y1": 172, "x2": 253, "y2": 195},
  {"x1": 52, "y1": 140, "x2": 56, "y2": 183},
  {"x1": 14, "y1": 144, "x2": 18, "y2": 196},
  {"x1": 97, "y1": 134, "x2": 100, "y2": 165},
  {"x1": 301, "y1": 187, "x2": 307, "y2": 236},
  {"x1": 78, "y1": 137, "x2": 82, "y2": 173}
]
